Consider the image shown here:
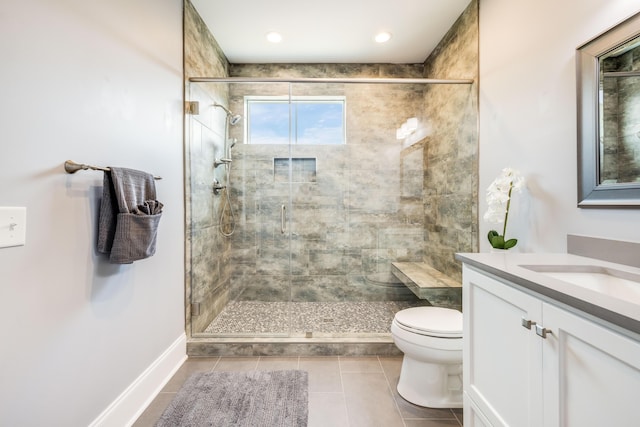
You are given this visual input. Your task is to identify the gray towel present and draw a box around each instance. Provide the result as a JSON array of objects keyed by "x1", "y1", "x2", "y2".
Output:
[{"x1": 97, "y1": 167, "x2": 163, "y2": 264}]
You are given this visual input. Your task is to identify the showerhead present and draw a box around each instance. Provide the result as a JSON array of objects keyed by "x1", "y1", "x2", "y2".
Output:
[
  {"x1": 213, "y1": 102, "x2": 242, "y2": 125},
  {"x1": 229, "y1": 114, "x2": 242, "y2": 126}
]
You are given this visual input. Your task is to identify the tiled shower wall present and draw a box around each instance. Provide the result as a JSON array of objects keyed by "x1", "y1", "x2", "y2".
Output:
[
  {"x1": 184, "y1": 0, "x2": 233, "y2": 333},
  {"x1": 221, "y1": 72, "x2": 428, "y2": 304},
  {"x1": 422, "y1": 1, "x2": 479, "y2": 282}
]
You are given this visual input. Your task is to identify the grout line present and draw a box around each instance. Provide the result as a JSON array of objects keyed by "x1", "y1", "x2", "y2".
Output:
[
  {"x1": 378, "y1": 356, "x2": 408, "y2": 427},
  {"x1": 452, "y1": 408, "x2": 463, "y2": 426},
  {"x1": 210, "y1": 356, "x2": 221, "y2": 372},
  {"x1": 337, "y1": 356, "x2": 352, "y2": 427}
]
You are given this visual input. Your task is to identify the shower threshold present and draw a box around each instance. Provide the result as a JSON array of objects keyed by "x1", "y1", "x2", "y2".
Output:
[{"x1": 186, "y1": 335, "x2": 402, "y2": 357}]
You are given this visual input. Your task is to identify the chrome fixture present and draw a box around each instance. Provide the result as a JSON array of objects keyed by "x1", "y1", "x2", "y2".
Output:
[
  {"x1": 214, "y1": 158, "x2": 232, "y2": 168},
  {"x1": 212, "y1": 179, "x2": 226, "y2": 195},
  {"x1": 213, "y1": 103, "x2": 242, "y2": 125},
  {"x1": 64, "y1": 160, "x2": 162, "y2": 180},
  {"x1": 280, "y1": 204, "x2": 287, "y2": 234}
]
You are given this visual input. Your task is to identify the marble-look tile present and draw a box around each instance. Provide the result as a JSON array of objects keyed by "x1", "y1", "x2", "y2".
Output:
[
  {"x1": 233, "y1": 275, "x2": 290, "y2": 302},
  {"x1": 291, "y1": 276, "x2": 349, "y2": 302},
  {"x1": 132, "y1": 392, "x2": 175, "y2": 427},
  {"x1": 342, "y1": 372, "x2": 405, "y2": 427},
  {"x1": 308, "y1": 392, "x2": 350, "y2": 427},
  {"x1": 308, "y1": 250, "x2": 348, "y2": 275},
  {"x1": 161, "y1": 358, "x2": 218, "y2": 392},
  {"x1": 256, "y1": 356, "x2": 300, "y2": 371},
  {"x1": 380, "y1": 357, "x2": 459, "y2": 421},
  {"x1": 299, "y1": 357, "x2": 342, "y2": 392},
  {"x1": 212, "y1": 357, "x2": 259, "y2": 371},
  {"x1": 339, "y1": 357, "x2": 383, "y2": 373}
]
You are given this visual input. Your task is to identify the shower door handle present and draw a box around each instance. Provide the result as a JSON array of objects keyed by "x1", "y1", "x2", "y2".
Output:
[{"x1": 281, "y1": 204, "x2": 287, "y2": 234}]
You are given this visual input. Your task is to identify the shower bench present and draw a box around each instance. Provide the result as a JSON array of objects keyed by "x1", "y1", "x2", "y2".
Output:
[{"x1": 391, "y1": 262, "x2": 462, "y2": 310}]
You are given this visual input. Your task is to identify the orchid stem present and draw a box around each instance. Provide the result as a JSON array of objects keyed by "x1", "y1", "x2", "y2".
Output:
[{"x1": 502, "y1": 181, "x2": 513, "y2": 237}]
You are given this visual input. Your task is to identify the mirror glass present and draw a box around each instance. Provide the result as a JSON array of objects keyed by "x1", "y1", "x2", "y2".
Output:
[
  {"x1": 577, "y1": 12, "x2": 640, "y2": 207},
  {"x1": 599, "y1": 36, "x2": 640, "y2": 185}
]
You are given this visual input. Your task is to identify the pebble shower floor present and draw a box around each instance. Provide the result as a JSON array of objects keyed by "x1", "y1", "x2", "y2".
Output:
[{"x1": 204, "y1": 301, "x2": 427, "y2": 336}]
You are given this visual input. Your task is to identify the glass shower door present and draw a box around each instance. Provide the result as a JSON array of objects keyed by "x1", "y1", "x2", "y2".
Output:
[
  {"x1": 191, "y1": 81, "x2": 296, "y2": 337},
  {"x1": 188, "y1": 79, "x2": 430, "y2": 340}
]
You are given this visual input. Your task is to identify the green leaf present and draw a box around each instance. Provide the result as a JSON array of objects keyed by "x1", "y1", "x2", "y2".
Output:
[
  {"x1": 487, "y1": 230, "x2": 499, "y2": 244},
  {"x1": 490, "y1": 234, "x2": 505, "y2": 249},
  {"x1": 504, "y1": 238, "x2": 518, "y2": 249}
]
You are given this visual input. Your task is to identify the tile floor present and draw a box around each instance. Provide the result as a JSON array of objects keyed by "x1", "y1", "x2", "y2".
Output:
[{"x1": 134, "y1": 356, "x2": 463, "y2": 427}]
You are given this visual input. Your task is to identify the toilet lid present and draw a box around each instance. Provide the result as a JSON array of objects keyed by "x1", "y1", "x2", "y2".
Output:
[{"x1": 394, "y1": 307, "x2": 462, "y2": 337}]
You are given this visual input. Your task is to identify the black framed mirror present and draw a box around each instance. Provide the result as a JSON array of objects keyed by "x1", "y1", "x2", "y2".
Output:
[{"x1": 577, "y1": 11, "x2": 640, "y2": 207}]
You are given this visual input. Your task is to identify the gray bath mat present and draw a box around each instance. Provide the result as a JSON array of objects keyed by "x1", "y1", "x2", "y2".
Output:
[{"x1": 155, "y1": 370, "x2": 308, "y2": 427}]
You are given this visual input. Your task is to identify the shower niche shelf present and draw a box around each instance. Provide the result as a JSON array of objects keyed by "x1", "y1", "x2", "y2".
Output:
[{"x1": 274, "y1": 158, "x2": 317, "y2": 183}]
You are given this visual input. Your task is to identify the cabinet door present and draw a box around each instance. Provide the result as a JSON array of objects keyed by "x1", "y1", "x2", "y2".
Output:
[
  {"x1": 463, "y1": 266, "x2": 543, "y2": 427},
  {"x1": 464, "y1": 393, "x2": 493, "y2": 427},
  {"x1": 542, "y1": 303, "x2": 640, "y2": 427}
]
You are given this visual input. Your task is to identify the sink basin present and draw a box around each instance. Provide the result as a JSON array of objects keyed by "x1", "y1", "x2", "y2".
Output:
[{"x1": 519, "y1": 264, "x2": 640, "y2": 304}]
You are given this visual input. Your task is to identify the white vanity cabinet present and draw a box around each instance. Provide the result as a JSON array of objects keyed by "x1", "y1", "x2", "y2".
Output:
[{"x1": 462, "y1": 264, "x2": 640, "y2": 427}]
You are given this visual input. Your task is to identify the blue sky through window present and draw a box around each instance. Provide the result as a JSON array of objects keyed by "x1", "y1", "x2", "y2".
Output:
[{"x1": 247, "y1": 98, "x2": 345, "y2": 144}]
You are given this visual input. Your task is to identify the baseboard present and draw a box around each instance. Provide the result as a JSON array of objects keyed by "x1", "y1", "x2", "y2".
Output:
[{"x1": 89, "y1": 333, "x2": 187, "y2": 427}]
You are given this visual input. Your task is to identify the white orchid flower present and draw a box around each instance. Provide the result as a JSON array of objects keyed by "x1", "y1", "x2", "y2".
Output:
[{"x1": 484, "y1": 168, "x2": 525, "y2": 250}]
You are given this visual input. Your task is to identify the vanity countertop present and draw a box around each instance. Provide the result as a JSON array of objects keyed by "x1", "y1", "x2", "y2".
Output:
[{"x1": 455, "y1": 252, "x2": 640, "y2": 336}]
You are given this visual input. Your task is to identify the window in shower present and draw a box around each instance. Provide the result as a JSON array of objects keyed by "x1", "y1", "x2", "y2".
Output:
[{"x1": 245, "y1": 96, "x2": 346, "y2": 145}]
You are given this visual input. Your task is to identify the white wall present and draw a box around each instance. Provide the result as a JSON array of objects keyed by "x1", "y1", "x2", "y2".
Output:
[
  {"x1": 0, "y1": 1, "x2": 185, "y2": 425},
  {"x1": 479, "y1": 0, "x2": 640, "y2": 252}
]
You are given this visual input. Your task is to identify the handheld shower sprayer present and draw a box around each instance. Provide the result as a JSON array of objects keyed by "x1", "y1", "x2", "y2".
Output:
[{"x1": 211, "y1": 103, "x2": 239, "y2": 237}]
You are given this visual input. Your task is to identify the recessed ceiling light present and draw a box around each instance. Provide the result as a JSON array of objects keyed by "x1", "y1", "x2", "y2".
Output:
[
  {"x1": 266, "y1": 31, "x2": 283, "y2": 43},
  {"x1": 374, "y1": 32, "x2": 392, "y2": 43}
]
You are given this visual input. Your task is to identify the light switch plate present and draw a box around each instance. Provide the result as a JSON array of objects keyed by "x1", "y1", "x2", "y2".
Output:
[{"x1": 0, "y1": 207, "x2": 26, "y2": 248}]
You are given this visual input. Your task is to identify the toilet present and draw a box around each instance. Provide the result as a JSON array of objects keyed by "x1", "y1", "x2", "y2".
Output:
[{"x1": 391, "y1": 306, "x2": 463, "y2": 408}]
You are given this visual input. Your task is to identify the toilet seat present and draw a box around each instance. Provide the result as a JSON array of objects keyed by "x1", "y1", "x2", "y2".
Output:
[{"x1": 394, "y1": 307, "x2": 462, "y2": 338}]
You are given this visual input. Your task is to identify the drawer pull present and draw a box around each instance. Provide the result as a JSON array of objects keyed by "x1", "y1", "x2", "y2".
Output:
[
  {"x1": 521, "y1": 318, "x2": 536, "y2": 329},
  {"x1": 535, "y1": 324, "x2": 552, "y2": 338}
]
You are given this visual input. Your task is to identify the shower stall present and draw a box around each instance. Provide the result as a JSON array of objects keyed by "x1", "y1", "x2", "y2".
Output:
[{"x1": 185, "y1": 76, "x2": 476, "y2": 355}]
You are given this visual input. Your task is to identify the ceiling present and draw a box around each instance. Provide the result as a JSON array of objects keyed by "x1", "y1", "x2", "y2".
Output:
[{"x1": 190, "y1": 0, "x2": 471, "y2": 64}]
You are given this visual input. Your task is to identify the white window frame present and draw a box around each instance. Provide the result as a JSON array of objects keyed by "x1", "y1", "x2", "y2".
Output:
[{"x1": 244, "y1": 95, "x2": 346, "y2": 145}]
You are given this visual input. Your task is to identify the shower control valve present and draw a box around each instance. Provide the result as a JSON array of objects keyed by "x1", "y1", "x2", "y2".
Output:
[{"x1": 212, "y1": 179, "x2": 226, "y2": 195}]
